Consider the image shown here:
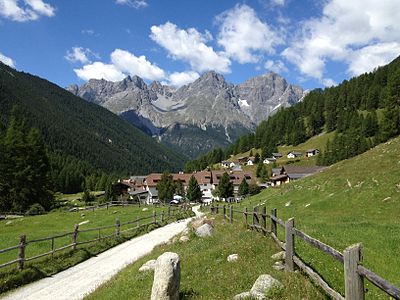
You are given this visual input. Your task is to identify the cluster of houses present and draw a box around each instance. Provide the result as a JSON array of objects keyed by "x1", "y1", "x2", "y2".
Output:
[
  {"x1": 269, "y1": 165, "x2": 324, "y2": 187},
  {"x1": 221, "y1": 149, "x2": 320, "y2": 169},
  {"x1": 113, "y1": 171, "x2": 254, "y2": 204}
]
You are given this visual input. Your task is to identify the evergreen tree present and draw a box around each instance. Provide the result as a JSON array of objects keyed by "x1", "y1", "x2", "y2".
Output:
[
  {"x1": 156, "y1": 172, "x2": 175, "y2": 203},
  {"x1": 186, "y1": 175, "x2": 202, "y2": 202},
  {"x1": 82, "y1": 189, "x2": 95, "y2": 204},
  {"x1": 254, "y1": 153, "x2": 260, "y2": 164},
  {"x1": 238, "y1": 178, "x2": 249, "y2": 196},
  {"x1": 175, "y1": 179, "x2": 185, "y2": 197},
  {"x1": 217, "y1": 172, "x2": 234, "y2": 199},
  {"x1": 104, "y1": 182, "x2": 116, "y2": 203}
]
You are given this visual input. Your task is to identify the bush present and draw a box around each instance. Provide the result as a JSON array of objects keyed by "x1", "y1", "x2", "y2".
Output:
[{"x1": 26, "y1": 203, "x2": 46, "y2": 215}]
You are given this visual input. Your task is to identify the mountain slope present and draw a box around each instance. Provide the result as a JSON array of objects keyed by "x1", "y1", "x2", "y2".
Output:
[
  {"x1": 248, "y1": 136, "x2": 400, "y2": 299},
  {"x1": 68, "y1": 72, "x2": 306, "y2": 159},
  {"x1": 0, "y1": 62, "x2": 182, "y2": 175}
]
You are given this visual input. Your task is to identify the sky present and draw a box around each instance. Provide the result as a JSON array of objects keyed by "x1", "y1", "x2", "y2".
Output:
[{"x1": 1, "y1": 0, "x2": 400, "y2": 90}]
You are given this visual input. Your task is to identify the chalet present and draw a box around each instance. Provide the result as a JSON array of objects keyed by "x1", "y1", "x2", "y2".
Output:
[
  {"x1": 287, "y1": 151, "x2": 302, "y2": 159},
  {"x1": 270, "y1": 166, "x2": 325, "y2": 186},
  {"x1": 246, "y1": 156, "x2": 255, "y2": 166},
  {"x1": 212, "y1": 171, "x2": 254, "y2": 197},
  {"x1": 305, "y1": 149, "x2": 320, "y2": 157},
  {"x1": 229, "y1": 162, "x2": 236, "y2": 168},
  {"x1": 263, "y1": 157, "x2": 276, "y2": 164},
  {"x1": 272, "y1": 153, "x2": 283, "y2": 159},
  {"x1": 221, "y1": 161, "x2": 230, "y2": 168},
  {"x1": 193, "y1": 171, "x2": 213, "y2": 200}
]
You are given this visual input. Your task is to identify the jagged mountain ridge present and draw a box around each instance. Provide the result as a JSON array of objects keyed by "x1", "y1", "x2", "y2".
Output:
[{"x1": 68, "y1": 71, "x2": 306, "y2": 158}]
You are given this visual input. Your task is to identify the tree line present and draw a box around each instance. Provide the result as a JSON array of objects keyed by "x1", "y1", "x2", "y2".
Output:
[{"x1": 186, "y1": 55, "x2": 400, "y2": 171}]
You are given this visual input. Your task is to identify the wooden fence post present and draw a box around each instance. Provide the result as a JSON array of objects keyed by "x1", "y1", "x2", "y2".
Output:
[
  {"x1": 285, "y1": 218, "x2": 295, "y2": 271},
  {"x1": 136, "y1": 216, "x2": 139, "y2": 228},
  {"x1": 223, "y1": 205, "x2": 226, "y2": 220},
  {"x1": 18, "y1": 235, "x2": 26, "y2": 270},
  {"x1": 115, "y1": 219, "x2": 120, "y2": 236},
  {"x1": 229, "y1": 205, "x2": 233, "y2": 223},
  {"x1": 344, "y1": 243, "x2": 364, "y2": 300},
  {"x1": 161, "y1": 210, "x2": 165, "y2": 223},
  {"x1": 210, "y1": 204, "x2": 214, "y2": 214},
  {"x1": 167, "y1": 205, "x2": 171, "y2": 219},
  {"x1": 216, "y1": 205, "x2": 219, "y2": 214},
  {"x1": 244, "y1": 207, "x2": 248, "y2": 227},
  {"x1": 271, "y1": 208, "x2": 277, "y2": 237},
  {"x1": 72, "y1": 224, "x2": 79, "y2": 251},
  {"x1": 252, "y1": 206, "x2": 258, "y2": 228},
  {"x1": 261, "y1": 206, "x2": 267, "y2": 235},
  {"x1": 153, "y1": 211, "x2": 157, "y2": 224}
]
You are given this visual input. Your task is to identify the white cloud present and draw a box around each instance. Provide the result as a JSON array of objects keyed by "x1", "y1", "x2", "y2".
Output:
[
  {"x1": 110, "y1": 49, "x2": 165, "y2": 81},
  {"x1": 65, "y1": 47, "x2": 99, "y2": 64},
  {"x1": 0, "y1": 0, "x2": 54, "y2": 22},
  {"x1": 271, "y1": 0, "x2": 285, "y2": 6},
  {"x1": 115, "y1": 0, "x2": 147, "y2": 9},
  {"x1": 168, "y1": 71, "x2": 199, "y2": 87},
  {"x1": 74, "y1": 49, "x2": 166, "y2": 82},
  {"x1": 322, "y1": 78, "x2": 337, "y2": 87},
  {"x1": 74, "y1": 62, "x2": 125, "y2": 82},
  {"x1": 81, "y1": 29, "x2": 95, "y2": 36},
  {"x1": 283, "y1": 0, "x2": 400, "y2": 81},
  {"x1": 0, "y1": 52, "x2": 15, "y2": 68},
  {"x1": 150, "y1": 22, "x2": 231, "y2": 73},
  {"x1": 216, "y1": 4, "x2": 283, "y2": 64},
  {"x1": 264, "y1": 59, "x2": 288, "y2": 74},
  {"x1": 348, "y1": 42, "x2": 400, "y2": 76}
]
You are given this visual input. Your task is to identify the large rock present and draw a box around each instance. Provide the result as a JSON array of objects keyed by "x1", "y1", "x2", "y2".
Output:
[
  {"x1": 233, "y1": 291, "x2": 266, "y2": 300},
  {"x1": 195, "y1": 223, "x2": 213, "y2": 237},
  {"x1": 151, "y1": 252, "x2": 180, "y2": 300},
  {"x1": 250, "y1": 274, "x2": 283, "y2": 295},
  {"x1": 191, "y1": 217, "x2": 213, "y2": 230},
  {"x1": 139, "y1": 259, "x2": 156, "y2": 272},
  {"x1": 227, "y1": 254, "x2": 239, "y2": 262}
]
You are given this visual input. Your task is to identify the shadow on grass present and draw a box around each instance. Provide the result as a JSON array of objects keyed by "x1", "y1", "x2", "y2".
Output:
[{"x1": 180, "y1": 287, "x2": 199, "y2": 299}]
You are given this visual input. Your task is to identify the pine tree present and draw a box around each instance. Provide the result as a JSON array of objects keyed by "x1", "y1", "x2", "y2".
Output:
[
  {"x1": 156, "y1": 172, "x2": 175, "y2": 203},
  {"x1": 254, "y1": 153, "x2": 260, "y2": 164},
  {"x1": 175, "y1": 179, "x2": 185, "y2": 197},
  {"x1": 218, "y1": 172, "x2": 234, "y2": 199},
  {"x1": 238, "y1": 178, "x2": 249, "y2": 196},
  {"x1": 186, "y1": 175, "x2": 202, "y2": 202}
]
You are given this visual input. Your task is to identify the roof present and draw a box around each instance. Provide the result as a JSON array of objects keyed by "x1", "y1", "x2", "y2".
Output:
[
  {"x1": 270, "y1": 174, "x2": 288, "y2": 182},
  {"x1": 306, "y1": 149, "x2": 319, "y2": 153},
  {"x1": 272, "y1": 166, "x2": 325, "y2": 178},
  {"x1": 264, "y1": 157, "x2": 276, "y2": 161},
  {"x1": 272, "y1": 153, "x2": 282, "y2": 157},
  {"x1": 211, "y1": 171, "x2": 253, "y2": 185},
  {"x1": 288, "y1": 151, "x2": 302, "y2": 155},
  {"x1": 145, "y1": 172, "x2": 212, "y2": 187}
]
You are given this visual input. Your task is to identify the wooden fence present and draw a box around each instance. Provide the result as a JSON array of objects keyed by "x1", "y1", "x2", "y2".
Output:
[
  {"x1": 205, "y1": 204, "x2": 400, "y2": 300},
  {"x1": 0, "y1": 205, "x2": 191, "y2": 271}
]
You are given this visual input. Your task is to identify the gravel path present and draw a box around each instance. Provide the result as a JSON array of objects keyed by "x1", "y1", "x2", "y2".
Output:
[{"x1": 2, "y1": 206, "x2": 203, "y2": 300}]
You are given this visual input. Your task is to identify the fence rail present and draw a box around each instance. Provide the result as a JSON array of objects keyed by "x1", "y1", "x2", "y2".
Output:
[
  {"x1": 205, "y1": 204, "x2": 400, "y2": 300},
  {"x1": 0, "y1": 205, "x2": 191, "y2": 271}
]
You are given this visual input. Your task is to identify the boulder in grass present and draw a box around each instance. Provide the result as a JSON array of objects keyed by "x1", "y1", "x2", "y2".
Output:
[
  {"x1": 142, "y1": 207, "x2": 149, "y2": 211},
  {"x1": 139, "y1": 259, "x2": 156, "y2": 272},
  {"x1": 179, "y1": 235, "x2": 189, "y2": 243},
  {"x1": 227, "y1": 254, "x2": 239, "y2": 262},
  {"x1": 191, "y1": 217, "x2": 214, "y2": 230},
  {"x1": 271, "y1": 251, "x2": 285, "y2": 261},
  {"x1": 250, "y1": 274, "x2": 283, "y2": 295},
  {"x1": 151, "y1": 252, "x2": 180, "y2": 300},
  {"x1": 233, "y1": 291, "x2": 266, "y2": 300},
  {"x1": 272, "y1": 261, "x2": 285, "y2": 271},
  {"x1": 195, "y1": 223, "x2": 213, "y2": 237}
]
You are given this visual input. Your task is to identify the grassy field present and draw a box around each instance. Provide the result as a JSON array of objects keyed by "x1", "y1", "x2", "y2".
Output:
[
  {"x1": 231, "y1": 136, "x2": 400, "y2": 299},
  {"x1": 86, "y1": 215, "x2": 327, "y2": 300},
  {"x1": 0, "y1": 204, "x2": 191, "y2": 294}
]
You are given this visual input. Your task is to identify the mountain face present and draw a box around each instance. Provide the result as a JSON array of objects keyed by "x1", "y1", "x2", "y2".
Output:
[
  {"x1": 0, "y1": 62, "x2": 183, "y2": 175},
  {"x1": 67, "y1": 71, "x2": 306, "y2": 158}
]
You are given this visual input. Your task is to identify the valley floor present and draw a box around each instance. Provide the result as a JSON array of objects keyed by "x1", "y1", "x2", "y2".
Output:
[{"x1": 0, "y1": 208, "x2": 201, "y2": 300}]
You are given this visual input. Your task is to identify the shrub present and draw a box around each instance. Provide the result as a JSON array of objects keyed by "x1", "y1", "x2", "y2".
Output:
[{"x1": 26, "y1": 203, "x2": 46, "y2": 215}]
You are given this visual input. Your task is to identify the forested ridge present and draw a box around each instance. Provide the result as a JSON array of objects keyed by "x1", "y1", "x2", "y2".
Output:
[
  {"x1": 186, "y1": 55, "x2": 400, "y2": 172},
  {"x1": 0, "y1": 62, "x2": 183, "y2": 194}
]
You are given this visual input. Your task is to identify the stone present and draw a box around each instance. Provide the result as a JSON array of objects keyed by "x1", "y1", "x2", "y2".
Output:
[
  {"x1": 233, "y1": 291, "x2": 266, "y2": 300},
  {"x1": 139, "y1": 259, "x2": 156, "y2": 272},
  {"x1": 5, "y1": 221, "x2": 12, "y2": 225},
  {"x1": 80, "y1": 213, "x2": 85, "y2": 217},
  {"x1": 191, "y1": 217, "x2": 213, "y2": 230},
  {"x1": 250, "y1": 274, "x2": 283, "y2": 295},
  {"x1": 195, "y1": 223, "x2": 213, "y2": 237},
  {"x1": 227, "y1": 254, "x2": 239, "y2": 262},
  {"x1": 151, "y1": 252, "x2": 180, "y2": 300},
  {"x1": 271, "y1": 251, "x2": 285, "y2": 261},
  {"x1": 272, "y1": 261, "x2": 285, "y2": 271},
  {"x1": 179, "y1": 235, "x2": 189, "y2": 243},
  {"x1": 142, "y1": 207, "x2": 149, "y2": 211}
]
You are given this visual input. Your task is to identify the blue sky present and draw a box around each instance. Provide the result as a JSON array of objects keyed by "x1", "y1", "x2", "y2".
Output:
[{"x1": 1, "y1": 0, "x2": 400, "y2": 90}]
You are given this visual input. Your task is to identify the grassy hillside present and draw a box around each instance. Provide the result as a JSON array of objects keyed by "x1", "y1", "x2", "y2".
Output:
[
  {"x1": 0, "y1": 62, "x2": 182, "y2": 175},
  {"x1": 239, "y1": 136, "x2": 400, "y2": 298},
  {"x1": 86, "y1": 215, "x2": 325, "y2": 299}
]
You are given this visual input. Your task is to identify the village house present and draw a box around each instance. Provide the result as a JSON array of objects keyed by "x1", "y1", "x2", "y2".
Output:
[
  {"x1": 263, "y1": 157, "x2": 276, "y2": 164},
  {"x1": 270, "y1": 166, "x2": 325, "y2": 187},
  {"x1": 272, "y1": 153, "x2": 283, "y2": 159},
  {"x1": 211, "y1": 171, "x2": 254, "y2": 198},
  {"x1": 238, "y1": 156, "x2": 249, "y2": 164},
  {"x1": 305, "y1": 149, "x2": 320, "y2": 157},
  {"x1": 246, "y1": 156, "x2": 255, "y2": 166},
  {"x1": 221, "y1": 161, "x2": 230, "y2": 168},
  {"x1": 229, "y1": 161, "x2": 237, "y2": 168},
  {"x1": 287, "y1": 151, "x2": 303, "y2": 159}
]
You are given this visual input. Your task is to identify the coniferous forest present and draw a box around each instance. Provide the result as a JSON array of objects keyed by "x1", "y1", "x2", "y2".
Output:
[
  {"x1": 0, "y1": 62, "x2": 182, "y2": 208},
  {"x1": 185, "y1": 56, "x2": 400, "y2": 172}
]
